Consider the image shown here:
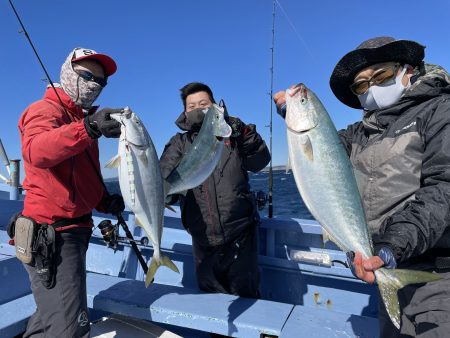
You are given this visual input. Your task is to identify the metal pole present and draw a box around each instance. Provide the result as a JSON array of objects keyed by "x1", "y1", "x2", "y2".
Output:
[
  {"x1": 10, "y1": 159, "x2": 20, "y2": 200},
  {"x1": 0, "y1": 138, "x2": 11, "y2": 176},
  {"x1": 268, "y1": 0, "x2": 276, "y2": 218}
]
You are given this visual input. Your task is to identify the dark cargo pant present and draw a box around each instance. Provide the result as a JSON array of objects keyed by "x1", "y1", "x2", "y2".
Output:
[
  {"x1": 23, "y1": 227, "x2": 92, "y2": 338},
  {"x1": 378, "y1": 263, "x2": 450, "y2": 338},
  {"x1": 192, "y1": 224, "x2": 260, "y2": 298}
]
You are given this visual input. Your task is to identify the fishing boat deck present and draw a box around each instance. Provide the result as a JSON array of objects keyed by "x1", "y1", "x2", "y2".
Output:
[{"x1": 0, "y1": 184, "x2": 380, "y2": 337}]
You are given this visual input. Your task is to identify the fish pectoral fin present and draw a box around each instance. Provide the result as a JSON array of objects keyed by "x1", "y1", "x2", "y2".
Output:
[
  {"x1": 105, "y1": 154, "x2": 121, "y2": 168},
  {"x1": 300, "y1": 135, "x2": 313, "y2": 161},
  {"x1": 138, "y1": 152, "x2": 148, "y2": 168}
]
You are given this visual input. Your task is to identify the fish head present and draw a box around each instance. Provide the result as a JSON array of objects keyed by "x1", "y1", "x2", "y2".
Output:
[
  {"x1": 285, "y1": 84, "x2": 319, "y2": 133},
  {"x1": 209, "y1": 104, "x2": 232, "y2": 139},
  {"x1": 110, "y1": 107, "x2": 149, "y2": 147}
]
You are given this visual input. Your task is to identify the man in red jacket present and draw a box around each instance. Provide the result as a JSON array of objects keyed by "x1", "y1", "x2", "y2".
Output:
[{"x1": 18, "y1": 47, "x2": 125, "y2": 338}]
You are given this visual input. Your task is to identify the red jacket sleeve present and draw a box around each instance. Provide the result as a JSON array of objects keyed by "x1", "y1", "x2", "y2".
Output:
[{"x1": 19, "y1": 101, "x2": 95, "y2": 169}]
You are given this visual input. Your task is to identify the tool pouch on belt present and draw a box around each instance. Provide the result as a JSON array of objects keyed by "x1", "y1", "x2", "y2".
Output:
[{"x1": 13, "y1": 215, "x2": 38, "y2": 264}]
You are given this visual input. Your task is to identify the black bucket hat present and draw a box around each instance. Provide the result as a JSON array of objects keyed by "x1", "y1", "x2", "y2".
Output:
[{"x1": 329, "y1": 37, "x2": 425, "y2": 109}]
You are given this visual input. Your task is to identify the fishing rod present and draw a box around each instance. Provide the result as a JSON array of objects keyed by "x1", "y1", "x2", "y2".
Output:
[
  {"x1": 268, "y1": 0, "x2": 276, "y2": 218},
  {"x1": 8, "y1": 0, "x2": 150, "y2": 275}
]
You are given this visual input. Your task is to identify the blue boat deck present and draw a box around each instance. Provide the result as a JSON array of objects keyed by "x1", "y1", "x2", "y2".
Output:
[{"x1": 0, "y1": 183, "x2": 380, "y2": 337}]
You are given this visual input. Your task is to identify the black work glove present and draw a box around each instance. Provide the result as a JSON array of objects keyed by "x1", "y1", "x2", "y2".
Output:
[
  {"x1": 220, "y1": 99, "x2": 245, "y2": 138},
  {"x1": 84, "y1": 108, "x2": 123, "y2": 139},
  {"x1": 228, "y1": 116, "x2": 245, "y2": 138},
  {"x1": 105, "y1": 194, "x2": 125, "y2": 215}
]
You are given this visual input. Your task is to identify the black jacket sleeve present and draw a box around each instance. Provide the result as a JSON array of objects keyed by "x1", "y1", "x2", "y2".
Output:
[
  {"x1": 159, "y1": 133, "x2": 185, "y2": 204},
  {"x1": 376, "y1": 98, "x2": 450, "y2": 263},
  {"x1": 238, "y1": 122, "x2": 271, "y2": 172},
  {"x1": 160, "y1": 133, "x2": 184, "y2": 179}
]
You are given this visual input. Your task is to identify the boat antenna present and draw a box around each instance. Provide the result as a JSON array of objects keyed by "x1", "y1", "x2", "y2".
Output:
[{"x1": 268, "y1": 0, "x2": 276, "y2": 218}]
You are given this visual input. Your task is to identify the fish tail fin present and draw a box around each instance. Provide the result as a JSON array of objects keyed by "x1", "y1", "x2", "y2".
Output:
[
  {"x1": 161, "y1": 253, "x2": 180, "y2": 274},
  {"x1": 376, "y1": 268, "x2": 442, "y2": 329},
  {"x1": 145, "y1": 258, "x2": 157, "y2": 287},
  {"x1": 144, "y1": 252, "x2": 180, "y2": 288}
]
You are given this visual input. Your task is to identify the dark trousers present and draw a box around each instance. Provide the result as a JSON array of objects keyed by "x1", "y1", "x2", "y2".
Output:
[
  {"x1": 378, "y1": 264, "x2": 450, "y2": 338},
  {"x1": 192, "y1": 224, "x2": 260, "y2": 298},
  {"x1": 23, "y1": 227, "x2": 92, "y2": 338}
]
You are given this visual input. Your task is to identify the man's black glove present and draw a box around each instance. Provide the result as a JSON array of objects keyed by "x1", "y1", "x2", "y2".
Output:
[
  {"x1": 105, "y1": 194, "x2": 125, "y2": 215},
  {"x1": 228, "y1": 116, "x2": 245, "y2": 138},
  {"x1": 84, "y1": 108, "x2": 123, "y2": 138}
]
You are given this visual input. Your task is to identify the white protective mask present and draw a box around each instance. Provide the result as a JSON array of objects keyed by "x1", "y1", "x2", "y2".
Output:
[{"x1": 358, "y1": 66, "x2": 409, "y2": 111}]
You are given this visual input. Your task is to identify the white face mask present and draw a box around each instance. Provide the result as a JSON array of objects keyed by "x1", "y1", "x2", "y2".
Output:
[{"x1": 358, "y1": 66, "x2": 409, "y2": 111}]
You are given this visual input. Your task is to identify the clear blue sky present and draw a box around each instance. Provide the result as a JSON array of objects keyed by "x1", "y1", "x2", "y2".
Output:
[{"x1": 1, "y1": 0, "x2": 450, "y2": 179}]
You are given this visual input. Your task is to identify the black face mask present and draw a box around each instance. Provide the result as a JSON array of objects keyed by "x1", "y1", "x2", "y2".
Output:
[{"x1": 186, "y1": 107, "x2": 207, "y2": 127}]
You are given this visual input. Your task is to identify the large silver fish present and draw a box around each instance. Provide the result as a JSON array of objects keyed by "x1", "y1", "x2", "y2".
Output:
[
  {"x1": 285, "y1": 84, "x2": 440, "y2": 328},
  {"x1": 164, "y1": 103, "x2": 232, "y2": 196},
  {"x1": 106, "y1": 107, "x2": 179, "y2": 287}
]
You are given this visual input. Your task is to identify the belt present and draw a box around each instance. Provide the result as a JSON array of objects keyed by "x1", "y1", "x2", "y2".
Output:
[{"x1": 50, "y1": 213, "x2": 92, "y2": 229}]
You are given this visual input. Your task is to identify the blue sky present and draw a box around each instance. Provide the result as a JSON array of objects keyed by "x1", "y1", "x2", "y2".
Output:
[{"x1": 1, "y1": 0, "x2": 450, "y2": 179}]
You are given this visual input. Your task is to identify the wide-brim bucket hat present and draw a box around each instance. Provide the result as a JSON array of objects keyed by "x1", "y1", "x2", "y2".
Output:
[{"x1": 329, "y1": 37, "x2": 425, "y2": 109}]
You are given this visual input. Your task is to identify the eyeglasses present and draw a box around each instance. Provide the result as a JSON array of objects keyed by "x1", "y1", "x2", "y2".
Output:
[
  {"x1": 350, "y1": 63, "x2": 401, "y2": 95},
  {"x1": 75, "y1": 70, "x2": 107, "y2": 87}
]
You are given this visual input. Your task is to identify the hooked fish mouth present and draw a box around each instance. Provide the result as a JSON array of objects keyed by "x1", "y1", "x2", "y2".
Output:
[{"x1": 216, "y1": 136, "x2": 224, "y2": 141}]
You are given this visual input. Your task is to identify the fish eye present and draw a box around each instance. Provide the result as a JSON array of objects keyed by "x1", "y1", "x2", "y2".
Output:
[
  {"x1": 215, "y1": 113, "x2": 219, "y2": 119},
  {"x1": 300, "y1": 98, "x2": 307, "y2": 105},
  {"x1": 132, "y1": 115, "x2": 141, "y2": 124}
]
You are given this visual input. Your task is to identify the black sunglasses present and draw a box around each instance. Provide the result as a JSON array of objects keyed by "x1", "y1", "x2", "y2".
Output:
[{"x1": 75, "y1": 70, "x2": 107, "y2": 87}]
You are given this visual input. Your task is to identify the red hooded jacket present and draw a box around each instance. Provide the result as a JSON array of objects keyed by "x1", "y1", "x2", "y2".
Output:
[{"x1": 18, "y1": 87, "x2": 108, "y2": 229}]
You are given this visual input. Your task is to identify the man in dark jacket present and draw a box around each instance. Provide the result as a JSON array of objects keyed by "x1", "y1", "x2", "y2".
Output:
[
  {"x1": 18, "y1": 47, "x2": 125, "y2": 337},
  {"x1": 160, "y1": 82, "x2": 271, "y2": 298},
  {"x1": 274, "y1": 37, "x2": 450, "y2": 337}
]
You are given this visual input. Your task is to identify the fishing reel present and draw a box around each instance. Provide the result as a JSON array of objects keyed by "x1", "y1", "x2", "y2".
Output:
[
  {"x1": 254, "y1": 190, "x2": 268, "y2": 211},
  {"x1": 97, "y1": 219, "x2": 119, "y2": 251}
]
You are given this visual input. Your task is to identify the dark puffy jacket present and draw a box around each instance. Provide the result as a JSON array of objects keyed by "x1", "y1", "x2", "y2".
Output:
[
  {"x1": 160, "y1": 111, "x2": 271, "y2": 247},
  {"x1": 338, "y1": 64, "x2": 450, "y2": 264}
]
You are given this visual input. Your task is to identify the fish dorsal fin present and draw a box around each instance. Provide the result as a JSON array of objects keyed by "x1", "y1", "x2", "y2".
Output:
[
  {"x1": 105, "y1": 154, "x2": 121, "y2": 168},
  {"x1": 300, "y1": 134, "x2": 313, "y2": 161}
]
